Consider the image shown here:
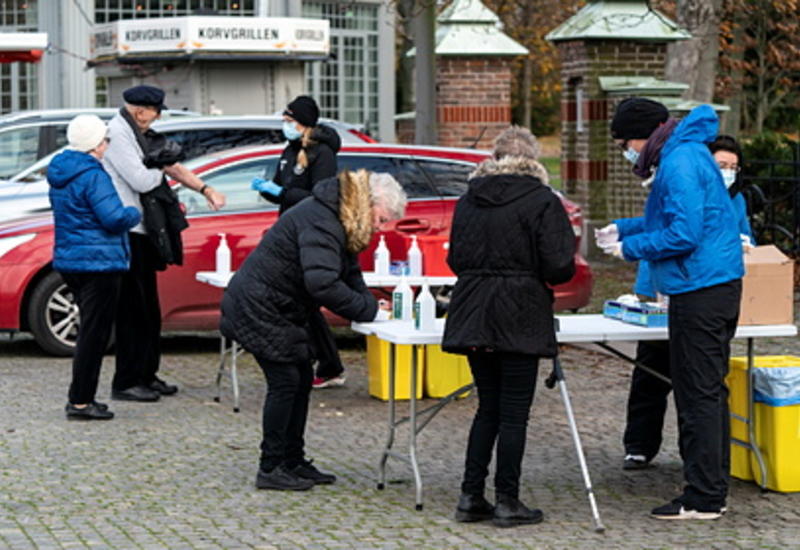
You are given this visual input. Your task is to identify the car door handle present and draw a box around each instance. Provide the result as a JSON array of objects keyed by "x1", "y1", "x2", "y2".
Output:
[{"x1": 395, "y1": 219, "x2": 431, "y2": 232}]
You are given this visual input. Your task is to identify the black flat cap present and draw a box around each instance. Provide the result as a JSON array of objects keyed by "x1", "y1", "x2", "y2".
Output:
[
  {"x1": 123, "y1": 85, "x2": 167, "y2": 111},
  {"x1": 611, "y1": 97, "x2": 669, "y2": 140}
]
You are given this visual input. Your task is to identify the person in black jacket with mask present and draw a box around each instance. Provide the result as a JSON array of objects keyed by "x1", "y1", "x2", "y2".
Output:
[
  {"x1": 223, "y1": 170, "x2": 406, "y2": 491},
  {"x1": 252, "y1": 95, "x2": 346, "y2": 390},
  {"x1": 442, "y1": 126, "x2": 576, "y2": 528}
]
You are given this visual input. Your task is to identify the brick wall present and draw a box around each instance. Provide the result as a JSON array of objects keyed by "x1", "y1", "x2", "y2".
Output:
[
  {"x1": 395, "y1": 57, "x2": 515, "y2": 149},
  {"x1": 556, "y1": 39, "x2": 668, "y2": 257}
]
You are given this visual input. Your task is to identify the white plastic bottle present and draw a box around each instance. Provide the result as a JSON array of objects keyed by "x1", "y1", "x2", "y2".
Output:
[
  {"x1": 216, "y1": 233, "x2": 231, "y2": 275},
  {"x1": 374, "y1": 235, "x2": 390, "y2": 275},
  {"x1": 408, "y1": 235, "x2": 423, "y2": 276},
  {"x1": 414, "y1": 282, "x2": 436, "y2": 331},
  {"x1": 392, "y1": 275, "x2": 413, "y2": 321}
]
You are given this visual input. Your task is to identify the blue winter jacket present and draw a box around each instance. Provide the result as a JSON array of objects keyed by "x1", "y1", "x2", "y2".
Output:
[
  {"x1": 614, "y1": 105, "x2": 744, "y2": 295},
  {"x1": 48, "y1": 149, "x2": 141, "y2": 273}
]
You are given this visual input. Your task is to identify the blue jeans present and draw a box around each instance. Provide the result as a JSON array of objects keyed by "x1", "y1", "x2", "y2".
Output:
[{"x1": 461, "y1": 351, "x2": 539, "y2": 499}]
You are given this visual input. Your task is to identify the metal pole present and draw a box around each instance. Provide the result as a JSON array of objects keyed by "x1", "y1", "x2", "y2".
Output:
[{"x1": 412, "y1": 0, "x2": 437, "y2": 145}]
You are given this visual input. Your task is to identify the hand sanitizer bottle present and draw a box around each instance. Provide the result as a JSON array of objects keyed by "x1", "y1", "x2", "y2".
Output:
[
  {"x1": 414, "y1": 282, "x2": 436, "y2": 331},
  {"x1": 392, "y1": 275, "x2": 413, "y2": 321},
  {"x1": 216, "y1": 233, "x2": 231, "y2": 275},
  {"x1": 408, "y1": 235, "x2": 422, "y2": 276},
  {"x1": 374, "y1": 235, "x2": 390, "y2": 275}
]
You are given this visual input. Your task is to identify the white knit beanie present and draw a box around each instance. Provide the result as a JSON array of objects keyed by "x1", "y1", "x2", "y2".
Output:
[{"x1": 67, "y1": 114, "x2": 107, "y2": 152}]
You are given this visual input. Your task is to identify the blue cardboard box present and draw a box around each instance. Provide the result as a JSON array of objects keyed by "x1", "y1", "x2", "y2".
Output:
[
  {"x1": 603, "y1": 300, "x2": 626, "y2": 320},
  {"x1": 621, "y1": 303, "x2": 668, "y2": 327}
]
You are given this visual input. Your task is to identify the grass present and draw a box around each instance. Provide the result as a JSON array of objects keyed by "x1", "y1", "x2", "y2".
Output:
[
  {"x1": 583, "y1": 260, "x2": 638, "y2": 314},
  {"x1": 540, "y1": 156, "x2": 561, "y2": 189}
]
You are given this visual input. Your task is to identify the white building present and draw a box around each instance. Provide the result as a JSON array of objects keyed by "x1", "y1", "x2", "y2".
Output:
[{"x1": 2, "y1": 0, "x2": 395, "y2": 140}]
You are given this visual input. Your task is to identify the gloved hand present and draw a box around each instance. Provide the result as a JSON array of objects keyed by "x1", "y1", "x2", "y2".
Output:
[
  {"x1": 594, "y1": 223, "x2": 619, "y2": 248},
  {"x1": 251, "y1": 177, "x2": 283, "y2": 199},
  {"x1": 601, "y1": 241, "x2": 624, "y2": 259},
  {"x1": 740, "y1": 234, "x2": 754, "y2": 252}
]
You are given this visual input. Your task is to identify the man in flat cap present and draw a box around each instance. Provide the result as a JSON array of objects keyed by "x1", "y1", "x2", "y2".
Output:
[
  {"x1": 103, "y1": 84, "x2": 225, "y2": 402},
  {"x1": 598, "y1": 97, "x2": 743, "y2": 520}
]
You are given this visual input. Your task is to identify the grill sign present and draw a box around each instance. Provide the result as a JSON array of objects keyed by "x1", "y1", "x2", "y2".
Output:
[{"x1": 91, "y1": 16, "x2": 329, "y2": 59}]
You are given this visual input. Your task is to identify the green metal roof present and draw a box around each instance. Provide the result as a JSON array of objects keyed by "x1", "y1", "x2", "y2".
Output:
[
  {"x1": 407, "y1": 0, "x2": 528, "y2": 57},
  {"x1": 655, "y1": 97, "x2": 730, "y2": 113},
  {"x1": 546, "y1": 0, "x2": 690, "y2": 42},
  {"x1": 599, "y1": 76, "x2": 688, "y2": 95}
]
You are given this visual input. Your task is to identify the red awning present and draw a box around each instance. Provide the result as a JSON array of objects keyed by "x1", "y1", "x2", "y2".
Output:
[{"x1": 0, "y1": 49, "x2": 43, "y2": 63}]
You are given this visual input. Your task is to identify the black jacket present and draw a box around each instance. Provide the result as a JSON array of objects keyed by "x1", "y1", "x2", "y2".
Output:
[
  {"x1": 140, "y1": 180, "x2": 189, "y2": 269},
  {"x1": 264, "y1": 124, "x2": 341, "y2": 214},
  {"x1": 442, "y1": 156, "x2": 576, "y2": 358},
  {"x1": 221, "y1": 176, "x2": 377, "y2": 362}
]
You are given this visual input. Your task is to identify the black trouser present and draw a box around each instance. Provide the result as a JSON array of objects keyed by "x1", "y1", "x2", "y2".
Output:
[
  {"x1": 623, "y1": 339, "x2": 672, "y2": 461},
  {"x1": 256, "y1": 356, "x2": 314, "y2": 472},
  {"x1": 61, "y1": 272, "x2": 122, "y2": 405},
  {"x1": 112, "y1": 233, "x2": 162, "y2": 391},
  {"x1": 669, "y1": 279, "x2": 741, "y2": 511},
  {"x1": 461, "y1": 351, "x2": 539, "y2": 499},
  {"x1": 308, "y1": 308, "x2": 344, "y2": 379}
]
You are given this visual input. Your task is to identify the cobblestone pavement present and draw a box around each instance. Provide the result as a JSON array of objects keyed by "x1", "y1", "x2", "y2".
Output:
[{"x1": 1, "y1": 327, "x2": 799, "y2": 550}]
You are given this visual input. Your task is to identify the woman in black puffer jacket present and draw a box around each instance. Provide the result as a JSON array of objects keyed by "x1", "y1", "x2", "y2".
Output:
[
  {"x1": 443, "y1": 126, "x2": 575, "y2": 528},
  {"x1": 253, "y1": 95, "x2": 345, "y2": 388},
  {"x1": 222, "y1": 170, "x2": 406, "y2": 492}
]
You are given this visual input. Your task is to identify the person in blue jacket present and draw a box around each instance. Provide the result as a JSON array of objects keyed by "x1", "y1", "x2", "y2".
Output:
[
  {"x1": 48, "y1": 114, "x2": 141, "y2": 421},
  {"x1": 608, "y1": 135, "x2": 754, "y2": 474},
  {"x1": 598, "y1": 98, "x2": 744, "y2": 520}
]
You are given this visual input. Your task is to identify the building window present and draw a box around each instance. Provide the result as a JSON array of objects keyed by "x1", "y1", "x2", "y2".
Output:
[
  {"x1": 96, "y1": 76, "x2": 109, "y2": 107},
  {"x1": 303, "y1": 1, "x2": 379, "y2": 133},
  {"x1": 94, "y1": 0, "x2": 255, "y2": 23},
  {"x1": 0, "y1": 0, "x2": 39, "y2": 114}
]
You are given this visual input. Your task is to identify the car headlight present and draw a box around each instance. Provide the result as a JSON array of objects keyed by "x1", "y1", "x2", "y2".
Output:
[{"x1": 0, "y1": 233, "x2": 36, "y2": 260}]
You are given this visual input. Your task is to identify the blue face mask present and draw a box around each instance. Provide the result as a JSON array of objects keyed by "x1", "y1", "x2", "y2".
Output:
[
  {"x1": 282, "y1": 121, "x2": 302, "y2": 141},
  {"x1": 623, "y1": 147, "x2": 640, "y2": 165},
  {"x1": 721, "y1": 169, "x2": 737, "y2": 189}
]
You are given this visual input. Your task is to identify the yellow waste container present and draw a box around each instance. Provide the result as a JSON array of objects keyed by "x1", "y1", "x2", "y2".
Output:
[
  {"x1": 424, "y1": 345, "x2": 472, "y2": 398},
  {"x1": 366, "y1": 335, "x2": 424, "y2": 401},
  {"x1": 727, "y1": 355, "x2": 800, "y2": 492}
]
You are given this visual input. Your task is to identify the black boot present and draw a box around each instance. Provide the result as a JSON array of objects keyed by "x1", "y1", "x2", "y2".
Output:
[
  {"x1": 493, "y1": 494, "x2": 544, "y2": 528},
  {"x1": 255, "y1": 465, "x2": 314, "y2": 491},
  {"x1": 454, "y1": 493, "x2": 495, "y2": 522}
]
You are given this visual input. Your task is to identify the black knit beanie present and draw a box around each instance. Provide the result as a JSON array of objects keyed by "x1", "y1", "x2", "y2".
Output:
[
  {"x1": 611, "y1": 97, "x2": 669, "y2": 140},
  {"x1": 283, "y1": 95, "x2": 320, "y2": 128}
]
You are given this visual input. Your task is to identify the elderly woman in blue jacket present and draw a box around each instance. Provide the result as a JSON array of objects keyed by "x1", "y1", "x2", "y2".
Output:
[
  {"x1": 599, "y1": 99, "x2": 744, "y2": 520},
  {"x1": 48, "y1": 114, "x2": 141, "y2": 421}
]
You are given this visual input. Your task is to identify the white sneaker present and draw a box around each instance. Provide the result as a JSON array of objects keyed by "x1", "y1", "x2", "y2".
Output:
[{"x1": 312, "y1": 375, "x2": 346, "y2": 389}]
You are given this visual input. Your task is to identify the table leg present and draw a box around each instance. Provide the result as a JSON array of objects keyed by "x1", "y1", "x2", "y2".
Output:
[
  {"x1": 231, "y1": 340, "x2": 240, "y2": 413},
  {"x1": 746, "y1": 338, "x2": 767, "y2": 489},
  {"x1": 214, "y1": 335, "x2": 227, "y2": 403},
  {"x1": 377, "y1": 342, "x2": 397, "y2": 490},
  {"x1": 548, "y1": 356, "x2": 605, "y2": 533},
  {"x1": 409, "y1": 344, "x2": 423, "y2": 511}
]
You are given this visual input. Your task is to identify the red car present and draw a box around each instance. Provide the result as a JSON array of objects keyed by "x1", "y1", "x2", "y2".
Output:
[{"x1": 0, "y1": 143, "x2": 592, "y2": 355}]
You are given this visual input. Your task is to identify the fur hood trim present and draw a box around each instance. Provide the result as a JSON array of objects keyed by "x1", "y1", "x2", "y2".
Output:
[
  {"x1": 338, "y1": 170, "x2": 373, "y2": 254},
  {"x1": 470, "y1": 155, "x2": 549, "y2": 186}
]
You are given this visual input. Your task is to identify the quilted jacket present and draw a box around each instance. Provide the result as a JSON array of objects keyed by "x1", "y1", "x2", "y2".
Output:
[
  {"x1": 47, "y1": 149, "x2": 141, "y2": 273},
  {"x1": 442, "y1": 156, "x2": 576, "y2": 358},
  {"x1": 220, "y1": 174, "x2": 377, "y2": 362}
]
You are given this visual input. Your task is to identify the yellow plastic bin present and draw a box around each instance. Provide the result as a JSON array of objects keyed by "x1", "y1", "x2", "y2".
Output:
[
  {"x1": 727, "y1": 355, "x2": 800, "y2": 492},
  {"x1": 366, "y1": 335, "x2": 424, "y2": 401},
  {"x1": 424, "y1": 345, "x2": 472, "y2": 398}
]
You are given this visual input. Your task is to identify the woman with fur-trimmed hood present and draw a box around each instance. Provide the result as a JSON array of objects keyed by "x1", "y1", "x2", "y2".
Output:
[
  {"x1": 443, "y1": 126, "x2": 575, "y2": 527},
  {"x1": 221, "y1": 170, "x2": 406, "y2": 492}
]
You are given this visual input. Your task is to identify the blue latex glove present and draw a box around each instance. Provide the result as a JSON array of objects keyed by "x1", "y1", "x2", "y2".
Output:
[{"x1": 251, "y1": 177, "x2": 283, "y2": 199}]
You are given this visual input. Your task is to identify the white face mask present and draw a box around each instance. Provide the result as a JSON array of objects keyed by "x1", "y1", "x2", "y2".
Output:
[
  {"x1": 282, "y1": 120, "x2": 302, "y2": 141},
  {"x1": 623, "y1": 147, "x2": 639, "y2": 165},
  {"x1": 721, "y1": 169, "x2": 737, "y2": 189}
]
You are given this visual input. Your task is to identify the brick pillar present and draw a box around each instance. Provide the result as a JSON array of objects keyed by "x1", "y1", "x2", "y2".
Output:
[
  {"x1": 557, "y1": 40, "x2": 668, "y2": 257},
  {"x1": 435, "y1": 57, "x2": 513, "y2": 149}
]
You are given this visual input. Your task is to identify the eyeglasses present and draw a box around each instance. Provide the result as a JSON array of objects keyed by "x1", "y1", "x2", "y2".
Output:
[
  {"x1": 104, "y1": 137, "x2": 111, "y2": 144},
  {"x1": 717, "y1": 162, "x2": 740, "y2": 172},
  {"x1": 616, "y1": 139, "x2": 629, "y2": 151}
]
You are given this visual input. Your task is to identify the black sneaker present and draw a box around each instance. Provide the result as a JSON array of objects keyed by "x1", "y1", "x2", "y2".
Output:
[
  {"x1": 65, "y1": 403, "x2": 114, "y2": 421},
  {"x1": 111, "y1": 385, "x2": 161, "y2": 402},
  {"x1": 290, "y1": 459, "x2": 336, "y2": 485},
  {"x1": 255, "y1": 465, "x2": 314, "y2": 491},
  {"x1": 623, "y1": 454, "x2": 652, "y2": 470},
  {"x1": 147, "y1": 377, "x2": 178, "y2": 396},
  {"x1": 493, "y1": 495, "x2": 544, "y2": 528},
  {"x1": 454, "y1": 493, "x2": 495, "y2": 522},
  {"x1": 651, "y1": 499, "x2": 722, "y2": 520}
]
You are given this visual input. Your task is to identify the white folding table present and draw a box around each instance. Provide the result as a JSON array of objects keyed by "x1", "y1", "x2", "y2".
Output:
[
  {"x1": 194, "y1": 270, "x2": 457, "y2": 412},
  {"x1": 351, "y1": 315, "x2": 797, "y2": 531}
]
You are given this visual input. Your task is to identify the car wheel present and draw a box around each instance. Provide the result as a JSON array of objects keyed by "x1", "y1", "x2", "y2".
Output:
[{"x1": 28, "y1": 271, "x2": 79, "y2": 356}]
